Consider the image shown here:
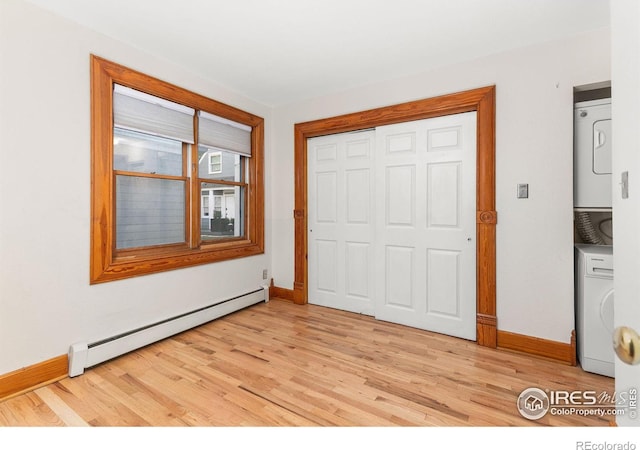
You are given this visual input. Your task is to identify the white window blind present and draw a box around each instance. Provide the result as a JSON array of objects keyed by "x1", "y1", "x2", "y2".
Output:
[
  {"x1": 198, "y1": 111, "x2": 252, "y2": 157},
  {"x1": 113, "y1": 84, "x2": 195, "y2": 144}
]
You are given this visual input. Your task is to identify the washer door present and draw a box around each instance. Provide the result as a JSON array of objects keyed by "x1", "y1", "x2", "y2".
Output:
[{"x1": 600, "y1": 288, "x2": 614, "y2": 334}]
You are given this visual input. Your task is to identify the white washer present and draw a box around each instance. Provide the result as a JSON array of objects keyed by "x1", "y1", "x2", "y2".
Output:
[{"x1": 575, "y1": 244, "x2": 614, "y2": 377}]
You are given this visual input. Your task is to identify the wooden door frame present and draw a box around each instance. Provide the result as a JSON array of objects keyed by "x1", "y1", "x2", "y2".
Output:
[{"x1": 293, "y1": 86, "x2": 497, "y2": 348}]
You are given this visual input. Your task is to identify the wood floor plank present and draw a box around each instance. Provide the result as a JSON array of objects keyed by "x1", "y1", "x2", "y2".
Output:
[
  {"x1": 0, "y1": 392, "x2": 63, "y2": 426},
  {"x1": 33, "y1": 386, "x2": 89, "y2": 427},
  {"x1": 0, "y1": 300, "x2": 615, "y2": 427}
]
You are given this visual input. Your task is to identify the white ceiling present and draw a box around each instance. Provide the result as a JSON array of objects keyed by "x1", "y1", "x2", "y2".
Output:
[{"x1": 25, "y1": 0, "x2": 610, "y2": 107}]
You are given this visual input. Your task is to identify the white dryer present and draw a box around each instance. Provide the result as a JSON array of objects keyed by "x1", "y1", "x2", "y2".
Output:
[
  {"x1": 575, "y1": 244, "x2": 614, "y2": 377},
  {"x1": 574, "y1": 99, "x2": 612, "y2": 209}
]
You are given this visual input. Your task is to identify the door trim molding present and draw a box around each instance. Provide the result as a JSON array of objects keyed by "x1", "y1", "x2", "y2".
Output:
[{"x1": 293, "y1": 86, "x2": 497, "y2": 347}]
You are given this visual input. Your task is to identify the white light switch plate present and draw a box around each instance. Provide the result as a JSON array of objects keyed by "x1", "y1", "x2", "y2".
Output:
[{"x1": 517, "y1": 184, "x2": 529, "y2": 199}]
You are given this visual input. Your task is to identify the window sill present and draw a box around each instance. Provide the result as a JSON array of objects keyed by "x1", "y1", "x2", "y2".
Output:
[{"x1": 91, "y1": 240, "x2": 263, "y2": 284}]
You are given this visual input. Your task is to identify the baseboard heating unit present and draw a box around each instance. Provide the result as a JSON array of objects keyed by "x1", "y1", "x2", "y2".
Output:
[{"x1": 68, "y1": 286, "x2": 268, "y2": 377}]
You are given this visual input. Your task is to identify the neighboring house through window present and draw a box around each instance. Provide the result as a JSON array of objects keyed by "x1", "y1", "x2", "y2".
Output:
[{"x1": 90, "y1": 55, "x2": 264, "y2": 283}]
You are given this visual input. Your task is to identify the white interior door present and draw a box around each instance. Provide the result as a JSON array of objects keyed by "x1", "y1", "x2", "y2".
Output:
[
  {"x1": 374, "y1": 112, "x2": 477, "y2": 340},
  {"x1": 308, "y1": 130, "x2": 376, "y2": 315},
  {"x1": 611, "y1": 0, "x2": 640, "y2": 427}
]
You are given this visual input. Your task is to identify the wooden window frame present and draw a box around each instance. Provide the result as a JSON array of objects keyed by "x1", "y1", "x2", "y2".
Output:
[{"x1": 90, "y1": 55, "x2": 264, "y2": 284}]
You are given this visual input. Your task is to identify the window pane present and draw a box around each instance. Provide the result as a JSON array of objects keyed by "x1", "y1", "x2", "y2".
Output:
[
  {"x1": 114, "y1": 128, "x2": 183, "y2": 176},
  {"x1": 200, "y1": 183, "x2": 244, "y2": 241},
  {"x1": 116, "y1": 176, "x2": 185, "y2": 249},
  {"x1": 198, "y1": 146, "x2": 242, "y2": 182}
]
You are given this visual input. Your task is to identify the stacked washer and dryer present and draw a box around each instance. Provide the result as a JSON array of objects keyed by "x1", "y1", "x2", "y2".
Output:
[{"x1": 573, "y1": 98, "x2": 614, "y2": 378}]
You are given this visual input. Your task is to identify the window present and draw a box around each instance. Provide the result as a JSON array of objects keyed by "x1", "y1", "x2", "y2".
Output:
[
  {"x1": 208, "y1": 152, "x2": 222, "y2": 174},
  {"x1": 202, "y1": 193, "x2": 210, "y2": 217},
  {"x1": 91, "y1": 56, "x2": 264, "y2": 283}
]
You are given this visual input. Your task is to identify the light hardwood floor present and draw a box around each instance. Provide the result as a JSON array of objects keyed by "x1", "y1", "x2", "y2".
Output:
[{"x1": 0, "y1": 299, "x2": 615, "y2": 426}]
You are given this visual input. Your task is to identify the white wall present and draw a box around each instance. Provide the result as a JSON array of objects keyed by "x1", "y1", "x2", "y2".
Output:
[
  {"x1": 271, "y1": 28, "x2": 611, "y2": 343},
  {"x1": 0, "y1": 0, "x2": 272, "y2": 374}
]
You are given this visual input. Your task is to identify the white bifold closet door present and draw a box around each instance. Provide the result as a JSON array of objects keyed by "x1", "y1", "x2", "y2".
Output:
[
  {"x1": 308, "y1": 112, "x2": 477, "y2": 340},
  {"x1": 307, "y1": 130, "x2": 377, "y2": 315},
  {"x1": 373, "y1": 112, "x2": 477, "y2": 340}
]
